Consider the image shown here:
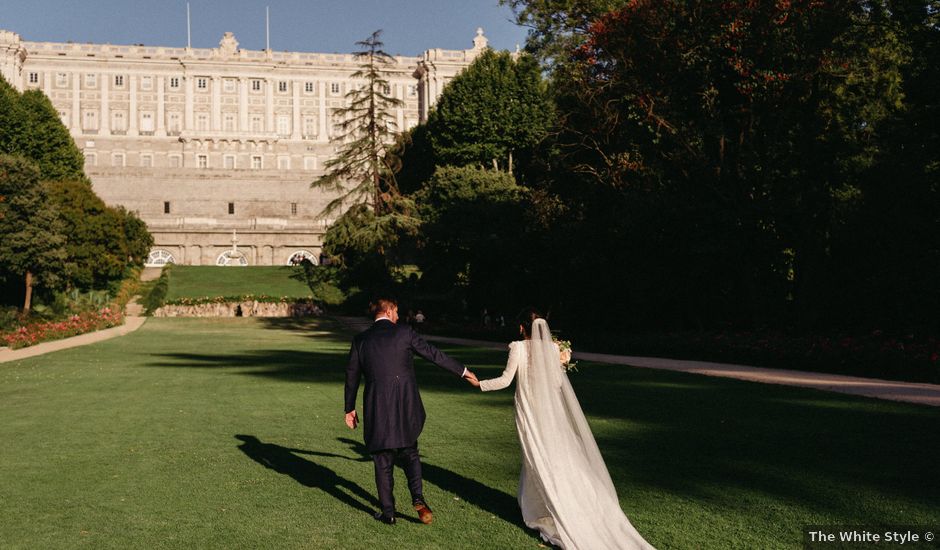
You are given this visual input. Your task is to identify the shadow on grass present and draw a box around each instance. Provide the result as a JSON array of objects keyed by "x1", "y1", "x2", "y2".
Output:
[
  {"x1": 334, "y1": 437, "x2": 531, "y2": 534},
  {"x1": 255, "y1": 317, "x2": 355, "y2": 340},
  {"x1": 549, "y1": 363, "x2": 940, "y2": 524},
  {"x1": 150, "y1": 332, "x2": 940, "y2": 529},
  {"x1": 147, "y1": 348, "x2": 483, "y2": 394},
  {"x1": 235, "y1": 434, "x2": 515, "y2": 527},
  {"x1": 234, "y1": 434, "x2": 381, "y2": 518}
]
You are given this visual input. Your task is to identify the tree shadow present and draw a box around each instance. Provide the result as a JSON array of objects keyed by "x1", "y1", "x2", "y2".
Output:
[
  {"x1": 234, "y1": 434, "x2": 380, "y2": 518},
  {"x1": 148, "y1": 348, "x2": 484, "y2": 395},
  {"x1": 255, "y1": 316, "x2": 354, "y2": 340},
  {"x1": 335, "y1": 437, "x2": 530, "y2": 533}
]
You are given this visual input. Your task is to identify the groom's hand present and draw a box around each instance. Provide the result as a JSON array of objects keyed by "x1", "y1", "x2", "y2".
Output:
[
  {"x1": 345, "y1": 410, "x2": 359, "y2": 429},
  {"x1": 463, "y1": 370, "x2": 480, "y2": 388}
]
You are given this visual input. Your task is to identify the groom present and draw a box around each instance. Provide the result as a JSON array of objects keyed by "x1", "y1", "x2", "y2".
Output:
[{"x1": 344, "y1": 297, "x2": 480, "y2": 525}]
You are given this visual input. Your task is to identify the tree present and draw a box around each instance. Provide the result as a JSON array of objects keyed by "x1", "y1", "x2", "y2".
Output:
[
  {"x1": 501, "y1": 0, "x2": 629, "y2": 65},
  {"x1": 0, "y1": 155, "x2": 68, "y2": 313},
  {"x1": 426, "y1": 49, "x2": 553, "y2": 177},
  {"x1": 0, "y1": 76, "x2": 25, "y2": 159},
  {"x1": 118, "y1": 206, "x2": 154, "y2": 268},
  {"x1": 0, "y1": 77, "x2": 152, "y2": 301},
  {"x1": 312, "y1": 30, "x2": 406, "y2": 216},
  {"x1": 0, "y1": 76, "x2": 86, "y2": 183},
  {"x1": 311, "y1": 30, "x2": 419, "y2": 286},
  {"x1": 831, "y1": 0, "x2": 940, "y2": 327},
  {"x1": 16, "y1": 90, "x2": 87, "y2": 183},
  {"x1": 529, "y1": 0, "x2": 910, "y2": 329},
  {"x1": 414, "y1": 166, "x2": 534, "y2": 309},
  {"x1": 43, "y1": 181, "x2": 153, "y2": 290}
]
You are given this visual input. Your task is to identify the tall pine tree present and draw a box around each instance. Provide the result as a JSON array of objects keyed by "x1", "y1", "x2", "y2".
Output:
[
  {"x1": 311, "y1": 30, "x2": 417, "y2": 280},
  {"x1": 313, "y1": 30, "x2": 406, "y2": 216}
]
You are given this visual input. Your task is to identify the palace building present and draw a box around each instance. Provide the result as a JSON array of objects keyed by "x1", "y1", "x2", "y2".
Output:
[{"x1": 0, "y1": 28, "x2": 487, "y2": 266}]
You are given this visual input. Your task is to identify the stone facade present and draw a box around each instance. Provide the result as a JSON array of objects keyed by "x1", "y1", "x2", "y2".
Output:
[{"x1": 0, "y1": 28, "x2": 487, "y2": 265}]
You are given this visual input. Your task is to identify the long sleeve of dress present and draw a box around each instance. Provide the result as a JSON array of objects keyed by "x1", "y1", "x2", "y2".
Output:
[{"x1": 480, "y1": 342, "x2": 522, "y2": 392}]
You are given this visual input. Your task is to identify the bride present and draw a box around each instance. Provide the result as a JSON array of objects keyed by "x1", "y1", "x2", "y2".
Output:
[{"x1": 476, "y1": 309, "x2": 655, "y2": 550}]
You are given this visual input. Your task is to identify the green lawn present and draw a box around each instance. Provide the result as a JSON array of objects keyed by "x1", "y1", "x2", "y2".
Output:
[
  {"x1": 1, "y1": 318, "x2": 938, "y2": 549},
  {"x1": 165, "y1": 266, "x2": 311, "y2": 300}
]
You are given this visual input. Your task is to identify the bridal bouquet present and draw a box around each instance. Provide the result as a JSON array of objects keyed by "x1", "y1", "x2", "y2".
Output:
[{"x1": 553, "y1": 336, "x2": 578, "y2": 373}]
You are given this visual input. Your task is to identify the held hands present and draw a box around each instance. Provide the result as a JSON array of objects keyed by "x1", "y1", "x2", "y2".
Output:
[
  {"x1": 463, "y1": 370, "x2": 480, "y2": 388},
  {"x1": 344, "y1": 410, "x2": 359, "y2": 430}
]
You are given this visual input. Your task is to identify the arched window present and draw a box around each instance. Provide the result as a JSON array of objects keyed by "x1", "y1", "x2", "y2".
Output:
[
  {"x1": 216, "y1": 251, "x2": 248, "y2": 266},
  {"x1": 286, "y1": 250, "x2": 318, "y2": 266},
  {"x1": 146, "y1": 249, "x2": 176, "y2": 267}
]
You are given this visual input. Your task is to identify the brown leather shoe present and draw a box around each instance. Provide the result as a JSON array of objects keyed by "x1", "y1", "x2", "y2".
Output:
[{"x1": 414, "y1": 501, "x2": 433, "y2": 524}]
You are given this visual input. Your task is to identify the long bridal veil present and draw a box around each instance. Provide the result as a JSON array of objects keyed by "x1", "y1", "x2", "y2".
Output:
[{"x1": 516, "y1": 318, "x2": 654, "y2": 550}]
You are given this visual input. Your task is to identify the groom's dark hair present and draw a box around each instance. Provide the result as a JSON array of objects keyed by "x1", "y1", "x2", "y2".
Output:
[{"x1": 369, "y1": 297, "x2": 398, "y2": 317}]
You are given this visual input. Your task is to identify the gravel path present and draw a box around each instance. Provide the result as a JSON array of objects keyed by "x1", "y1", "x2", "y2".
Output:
[{"x1": 332, "y1": 316, "x2": 940, "y2": 407}]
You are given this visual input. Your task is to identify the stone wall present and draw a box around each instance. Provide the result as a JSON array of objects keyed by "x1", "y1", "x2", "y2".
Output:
[{"x1": 153, "y1": 300, "x2": 321, "y2": 318}]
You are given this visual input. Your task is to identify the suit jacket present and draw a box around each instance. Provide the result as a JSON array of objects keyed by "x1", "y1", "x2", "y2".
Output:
[{"x1": 345, "y1": 319, "x2": 465, "y2": 452}]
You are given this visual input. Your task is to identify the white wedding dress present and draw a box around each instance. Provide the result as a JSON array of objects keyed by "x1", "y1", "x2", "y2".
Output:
[{"x1": 480, "y1": 319, "x2": 655, "y2": 550}]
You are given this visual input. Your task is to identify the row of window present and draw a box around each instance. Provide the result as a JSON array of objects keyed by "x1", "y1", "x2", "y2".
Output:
[
  {"x1": 29, "y1": 72, "x2": 419, "y2": 97},
  {"x1": 84, "y1": 152, "x2": 317, "y2": 170},
  {"x1": 70, "y1": 110, "x2": 325, "y2": 137},
  {"x1": 161, "y1": 202, "x2": 300, "y2": 216}
]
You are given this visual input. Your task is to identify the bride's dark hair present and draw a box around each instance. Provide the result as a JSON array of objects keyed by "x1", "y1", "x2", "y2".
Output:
[{"x1": 517, "y1": 307, "x2": 542, "y2": 338}]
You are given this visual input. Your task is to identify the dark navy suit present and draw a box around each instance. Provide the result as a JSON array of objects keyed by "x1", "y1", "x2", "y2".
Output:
[{"x1": 345, "y1": 319, "x2": 465, "y2": 516}]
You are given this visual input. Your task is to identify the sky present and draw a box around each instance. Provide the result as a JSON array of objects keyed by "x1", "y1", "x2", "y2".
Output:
[{"x1": 0, "y1": 0, "x2": 531, "y2": 57}]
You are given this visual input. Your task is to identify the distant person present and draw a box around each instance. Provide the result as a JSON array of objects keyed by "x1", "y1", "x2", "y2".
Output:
[
  {"x1": 477, "y1": 308, "x2": 654, "y2": 549},
  {"x1": 414, "y1": 310, "x2": 425, "y2": 324},
  {"x1": 344, "y1": 297, "x2": 480, "y2": 525}
]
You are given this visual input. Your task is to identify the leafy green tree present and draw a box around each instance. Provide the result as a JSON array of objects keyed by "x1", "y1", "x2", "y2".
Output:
[
  {"x1": 44, "y1": 180, "x2": 134, "y2": 290},
  {"x1": 414, "y1": 166, "x2": 535, "y2": 308},
  {"x1": 533, "y1": 0, "x2": 911, "y2": 328},
  {"x1": 0, "y1": 76, "x2": 25, "y2": 159},
  {"x1": 830, "y1": 0, "x2": 940, "y2": 327},
  {"x1": 0, "y1": 76, "x2": 86, "y2": 183},
  {"x1": 0, "y1": 155, "x2": 69, "y2": 313},
  {"x1": 501, "y1": 0, "x2": 628, "y2": 65},
  {"x1": 291, "y1": 260, "x2": 346, "y2": 306},
  {"x1": 0, "y1": 76, "x2": 152, "y2": 300},
  {"x1": 394, "y1": 124, "x2": 435, "y2": 195},
  {"x1": 426, "y1": 50, "x2": 553, "y2": 176},
  {"x1": 118, "y1": 206, "x2": 154, "y2": 268},
  {"x1": 17, "y1": 90, "x2": 87, "y2": 183}
]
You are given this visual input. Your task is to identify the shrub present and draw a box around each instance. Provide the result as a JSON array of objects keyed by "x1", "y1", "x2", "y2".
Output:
[{"x1": 143, "y1": 266, "x2": 171, "y2": 315}]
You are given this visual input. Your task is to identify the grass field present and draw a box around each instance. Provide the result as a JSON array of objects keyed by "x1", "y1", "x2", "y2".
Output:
[
  {"x1": 1, "y1": 317, "x2": 938, "y2": 549},
  {"x1": 165, "y1": 266, "x2": 311, "y2": 301}
]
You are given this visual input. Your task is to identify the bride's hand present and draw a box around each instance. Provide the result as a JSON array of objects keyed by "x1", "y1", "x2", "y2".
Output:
[{"x1": 464, "y1": 370, "x2": 481, "y2": 388}]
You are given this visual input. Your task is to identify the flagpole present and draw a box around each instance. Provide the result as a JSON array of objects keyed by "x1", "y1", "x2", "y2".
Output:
[{"x1": 186, "y1": 2, "x2": 191, "y2": 49}]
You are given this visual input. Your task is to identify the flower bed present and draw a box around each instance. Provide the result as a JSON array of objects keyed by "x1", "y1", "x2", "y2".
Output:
[{"x1": 1, "y1": 308, "x2": 124, "y2": 350}]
